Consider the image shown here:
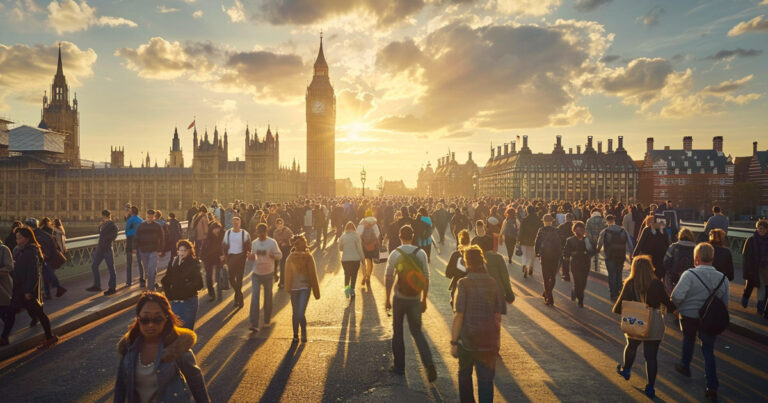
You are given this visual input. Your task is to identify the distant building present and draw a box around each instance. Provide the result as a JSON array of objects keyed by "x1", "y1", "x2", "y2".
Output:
[
  {"x1": 382, "y1": 180, "x2": 412, "y2": 196},
  {"x1": 40, "y1": 44, "x2": 80, "y2": 166},
  {"x1": 417, "y1": 151, "x2": 479, "y2": 198},
  {"x1": 335, "y1": 178, "x2": 355, "y2": 196},
  {"x1": 0, "y1": 118, "x2": 14, "y2": 157},
  {"x1": 734, "y1": 141, "x2": 768, "y2": 217},
  {"x1": 637, "y1": 136, "x2": 734, "y2": 213},
  {"x1": 479, "y1": 135, "x2": 638, "y2": 201}
]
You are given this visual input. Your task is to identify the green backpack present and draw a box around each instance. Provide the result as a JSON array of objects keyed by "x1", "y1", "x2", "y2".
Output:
[{"x1": 395, "y1": 247, "x2": 426, "y2": 297}]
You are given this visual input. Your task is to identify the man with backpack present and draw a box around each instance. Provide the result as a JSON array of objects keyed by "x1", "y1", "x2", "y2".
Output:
[
  {"x1": 597, "y1": 215, "x2": 633, "y2": 301},
  {"x1": 671, "y1": 243, "x2": 729, "y2": 401},
  {"x1": 535, "y1": 214, "x2": 563, "y2": 305},
  {"x1": 384, "y1": 225, "x2": 436, "y2": 383}
]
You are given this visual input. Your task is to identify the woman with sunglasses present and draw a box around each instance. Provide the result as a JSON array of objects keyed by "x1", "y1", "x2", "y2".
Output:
[
  {"x1": 161, "y1": 240, "x2": 204, "y2": 330},
  {"x1": 115, "y1": 292, "x2": 210, "y2": 403}
]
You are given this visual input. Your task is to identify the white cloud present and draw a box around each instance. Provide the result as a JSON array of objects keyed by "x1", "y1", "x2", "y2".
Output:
[
  {"x1": 46, "y1": 0, "x2": 136, "y2": 34},
  {"x1": 114, "y1": 37, "x2": 217, "y2": 80},
  {"x1": 0, "y1": 41, "x2": 97, "y2": 110},
  {"x1": 492, "y1": 0, "x2": 562, "y2": 16},
  {"x1": 222, "y1": 0, "x2": 245, "y2": 22},
  {"x1": 157, "y1": 5, "x2": 180, "y2": 14},
  {"x1": 727, "y1": 15, "x2": 768, "y2": 36},
  {"x1": 192, "y1": 10, "x2": 203, "y2": 18}
]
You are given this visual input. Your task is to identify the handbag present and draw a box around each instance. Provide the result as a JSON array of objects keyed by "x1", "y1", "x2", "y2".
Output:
[
  {"x1": 219, "y1": 265, "x2": 230, "y2": 290},
  {"x1": 514, "y1": 244, "x2": 523, "y2": 256},
  {"x1": 620, "y1": 283, "x2": 652, "y2": 339}
]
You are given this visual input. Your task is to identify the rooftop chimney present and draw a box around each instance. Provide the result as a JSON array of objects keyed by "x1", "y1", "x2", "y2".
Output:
[
  {"x1": 511, "y1": 141, "x2": 516, "y2": 153},
  {"x1": 452, "y1": 152, "x2": 456, "y2": 161},
  {"x1": 491, "y1": 148, "x2": 495, "y2": 158},
  {"x1": 754, "y1": 141, "x2": 758, "y2": 156},
  {"x1": 618, "y1": 136, "x2": 625, "y2": 151},
  {"x1": 664, "y1": 146, "x2": 671, "y2": 151},
  {"x1": 683, "y1": 136, "x2": 693, "y2": 152},
  {"x1": 577, "y1": 145, "x2": 581, "y2": 154},
  {"x1": 468, "y1": 151, "x2": 473, "y2": 160},
  {"x1": 522, "y1": 135, "x2": 529, "y2": 150},
  {"x1": 608, "y1": 139, "x2": 613, "y2": 153},
  {"x1": 587, "y1": 136, "x2": 594, "y2": 150},
  {"x1": 569, "y1": 147, "x2": 573, "y2": 154},
  {"x1": 504, "y1": 143, "x2": 509, "y2": 155},
  {"x1": 598, "y1": 141, "x2": 603, "y2": 154},
  {"x1": 496, "y1": 146, "x2": 501, "y2": 158},
  {"x1": 713, "y1": 136, "x2": 723, "y2": 153},
  {"x1": 646, "y1": 137, "x2": 654, "y2": 153},
  {"x1": 556, "y1": 135, "x2": 562, "y2": 148}
]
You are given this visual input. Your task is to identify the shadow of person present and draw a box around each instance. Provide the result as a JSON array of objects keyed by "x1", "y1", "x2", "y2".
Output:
[{"x1": 260, "y1": 338, "x2": 307, "y2": 402}]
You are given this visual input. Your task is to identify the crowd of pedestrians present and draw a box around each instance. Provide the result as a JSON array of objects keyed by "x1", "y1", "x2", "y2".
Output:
[{"x1": 1, "y1": 195, "x2": 765, "y2": 402}]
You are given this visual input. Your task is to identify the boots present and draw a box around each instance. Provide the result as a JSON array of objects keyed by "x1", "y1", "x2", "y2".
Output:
[{"x1": 758, "y1": 300, "x2": 765, "y2": 316}]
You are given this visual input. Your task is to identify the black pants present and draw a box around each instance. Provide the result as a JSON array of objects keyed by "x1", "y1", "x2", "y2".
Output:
[
  {"x1": 204, "y1": 259, "x2": 223, "y2": 297},
  {"x1": 571, "y1": 262, "x2": 589, "y2": 303},
  {"x1": 622, "y1": 339, "x2": 661, "y2": 386},
  {"x1": 315, "y1": 226, "x2": 326, "y2": 249},
  {"x1": 541, "y1": 258, "x2": 559, "y2": 302},
  {"x1": 24, "y1": 300, "x2": 53, "y2": 339},
  {"x1": 227, "y1": 253, "x2": 247, "y2": 305},
  {"x1": 561, "y1": 257, "x2": 570, "y2": 279},
  {"x1": 0, "y1": 305, "x2": 15, "y2": 339},
  {"x1": 342, "y1": 261, "x2": 360, "y2": 287},
  {"x1": 421, "y1": 244, "x2": 432, "y2": 262},
  {"x1": 504, "y1": 236, "x2": 516, "y2": 262}
]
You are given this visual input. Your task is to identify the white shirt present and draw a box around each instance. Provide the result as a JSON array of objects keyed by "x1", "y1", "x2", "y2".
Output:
[{"x1": 223, "y1": 229, "x2": 250, "y2": 255}]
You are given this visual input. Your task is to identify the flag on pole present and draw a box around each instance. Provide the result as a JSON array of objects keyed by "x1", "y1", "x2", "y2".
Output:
[{"x1": 187, "y1": 120, "x2": 195, "y2": 130}]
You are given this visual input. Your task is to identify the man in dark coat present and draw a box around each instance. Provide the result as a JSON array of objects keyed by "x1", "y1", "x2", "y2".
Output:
[{"x1": 742, "y1": 219, "x2": 768, "y2": 316}]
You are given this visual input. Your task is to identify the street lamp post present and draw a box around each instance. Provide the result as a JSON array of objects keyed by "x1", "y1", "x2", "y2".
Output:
[{"x1": 360, "y1": 167, "x2": 367, "y2": 197}]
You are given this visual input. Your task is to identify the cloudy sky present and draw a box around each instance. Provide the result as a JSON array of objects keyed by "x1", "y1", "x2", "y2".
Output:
[{"x1": 1, "y1": 0, "x2": 767, "y2": 186}]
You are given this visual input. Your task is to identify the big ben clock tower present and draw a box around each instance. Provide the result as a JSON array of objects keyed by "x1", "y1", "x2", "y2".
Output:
[{"x1": 306, "y1": 34, "x2": 336, "y2": 196}]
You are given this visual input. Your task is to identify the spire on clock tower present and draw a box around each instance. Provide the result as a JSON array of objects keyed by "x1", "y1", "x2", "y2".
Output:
[{"x1": 314, "y1": 32, "x2": 328, "y2": 77}]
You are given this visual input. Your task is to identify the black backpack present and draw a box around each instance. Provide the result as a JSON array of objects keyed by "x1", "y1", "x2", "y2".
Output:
[
  {"x1": 539, "y1": 228, "x2": 562, "y2": 259},
  {"x1": 605, "y1": 228, "x2": 627, "y2": 260},
  {"x1": 690, "y1": 271, "x2": 729, "y2": 335},
  {"x1": 670, "y1": 244, "x2": 694, "y2": 284}
]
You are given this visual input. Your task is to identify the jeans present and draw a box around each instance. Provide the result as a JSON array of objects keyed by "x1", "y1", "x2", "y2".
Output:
[
  {"x1": 125, "y1": 236, "x2": 144, "y2": 285},
  {"x1": 171, "y1": 296, "x2": 199, "y2": 330},
  {"x1": 392, "y1": 296, "x2": 433, "y2": 370},
  {"x1": 680, "y1": 316, "x2": 718, "y2": 390},
  {"x1": 458, "y1": 345, "x2": 496, "y2": 403},
  {"x1": 250, "y1": 274, "x2": 274, "y2": 327},
  {"x1": 291, "y1": 288, "x2": 310, "y2": 337},
  {"x1": 0, "y1": 305, "x2": 15, "y2": 339},
  {"x1": 138, "y1": 251, "x2": 158, "y2": 291},
  {"x1": 623, "y1": 339, "x2": 660, "y2": 386},
  {"x1": 91, "y1": 248, "x2": 116, "y2": 290},
  {"x1": 605, "y1": 258, "x2": 624, "y2": 300},
  {"x1": 41, "y1": 262, "x2": 61, "y2": 297},
  {"x1": 342, "y1": 261, "x2": 360, "y2": 289},
  {"x1": 227, "y1": 253, "x2": 247, "y2": 305}
]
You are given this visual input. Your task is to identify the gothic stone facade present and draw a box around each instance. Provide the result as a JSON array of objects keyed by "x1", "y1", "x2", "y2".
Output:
[{"x1": 417, "y1": 151, "x2": 480, "y2": 198}]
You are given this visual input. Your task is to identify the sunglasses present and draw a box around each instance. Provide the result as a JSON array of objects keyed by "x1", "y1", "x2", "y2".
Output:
[{"x1": 138, "y1": 316, "x2": 167, "y2": 325}]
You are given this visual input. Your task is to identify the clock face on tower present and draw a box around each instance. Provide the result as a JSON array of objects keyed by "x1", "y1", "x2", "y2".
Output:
[{"x1": 311, "y1": 100, "x2": 325, "y2": 114}]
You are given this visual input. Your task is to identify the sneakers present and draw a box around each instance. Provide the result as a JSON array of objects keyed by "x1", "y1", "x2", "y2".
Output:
[
  {"x1": 249, "y1": 327, "x2": 259, "y2": 333},
  {"x1": 675, "y1": 363, "x2": 691, "y2": 377},
  {"x1": 616, "y1": 364, "x2": 631, "y2": 380},
  {"x1": 389, "y1": 365, "x2": 405, "y2": 375},
  {"x1": 85, "y1": 286, "x2": 101, "y2": 292},
  {"x1": 644, "y1": 384, "x2": 655, "y2": 399},
  {"x1": 425, "y1": 363, "x2": 437, "y2": 383},
  {"x1": 56, "y1": 287, "x2": 67, "y2": 297},
  {"x1": 103, "y1": 288, "x2": 116, "y2": 296},
  {"x1": 345, "y1": 285, "x2": 351, "y2": 299},
  {"x1": 37, "y1": 335, "x2": 58, "y2": 349}
]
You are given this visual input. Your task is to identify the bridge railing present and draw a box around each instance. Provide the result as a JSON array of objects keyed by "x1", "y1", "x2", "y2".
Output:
[
  {"x1": 679, "y1": 221, "x2": 754, "y2": 266},
  {"x1": 64, "y1": 221, "x2": 188, "y2": 266}
]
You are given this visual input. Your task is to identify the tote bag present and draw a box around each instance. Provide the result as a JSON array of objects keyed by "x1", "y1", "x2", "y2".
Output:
[{"x1": 620, "y1": 284, "x2": 652, "y2": 339}]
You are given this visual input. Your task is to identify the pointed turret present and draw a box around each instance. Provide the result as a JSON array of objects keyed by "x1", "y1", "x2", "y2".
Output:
[
  {"x1": 193, "y1": 126, "x2": 198, "y2": 147},
  {"x1": 172, "y1": 127, "x2": 181, "y2": 151},
  {"x1": 314, "y1": 33, "x2": 328, "y2": 76},
  {"x1": 51, "y1": 43, "x2": 69, "y2": 106},
  {"x1": 266, "y1": 124, "x2": 274, "y2": 142},
  {"x1": 245, "y1": 124, "x2": 250, "y2": 147},
  {"x1": 56, "y1": 43, "x2": 64, "y2": 77},
  {"x1": 213, "y1": 126, "x2": 219, "y2": 145}
]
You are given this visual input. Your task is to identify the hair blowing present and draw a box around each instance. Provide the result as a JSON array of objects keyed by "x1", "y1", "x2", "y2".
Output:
[{"x1": 126, "y1": 292, "x2": 183, "y2": 346}]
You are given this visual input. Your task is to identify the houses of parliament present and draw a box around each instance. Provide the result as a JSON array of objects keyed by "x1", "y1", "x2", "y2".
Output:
[{"x1": 0, "y1": 39, "x2": 336, "y2": 223}]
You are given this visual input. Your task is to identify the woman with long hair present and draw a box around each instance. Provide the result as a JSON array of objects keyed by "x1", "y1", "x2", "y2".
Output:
[
  {"x1": 499, "y1": 208, "x2": 518, "y2": 263},
  {"x1": 114, "y1": 292, "x2": 209, "y2": 402},
  {"x1": 612, "y1": 256, "x2": 675, "y2": 398},
  {"x1": 12, "y1": 227, "x2": 57, "y2": 348},
  {"x1": 446, "y1": 229, "x2": 471, "y2": 307},
  {"x1": 357, "y1": 214, "x2": 380, "y2": 290},
  {"x1": 339, "y1": 221, "x2": 364, "y2": 298},
  {"x1": 161, "y1": 240, "x2": 204, "y2": 330},
  {"x1": 52, "y1": 218, "x2": 67, "y2": 254},
  {"x1": 191, "y1": 205, "x2": 210, "y2": 256},
  {"x1": 284, "y1": 235, "x2": 320, "y2": 343},
  {"x1": 709, "y1": 229, "x2": 735, "y2": 281}
]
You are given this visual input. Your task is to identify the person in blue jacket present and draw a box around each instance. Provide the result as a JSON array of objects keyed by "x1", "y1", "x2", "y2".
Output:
[
  {"x1": 415, "y1": 207, "x2": 434, "y2": 263},
  {"x1": 125, "y1": 206, "x2": 144, "y2": 287}
]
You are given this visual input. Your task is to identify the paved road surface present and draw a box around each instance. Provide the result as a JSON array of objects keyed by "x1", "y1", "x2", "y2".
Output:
[{"x1": 1, "y1": 237, "x2": 767, "y2": 402}]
